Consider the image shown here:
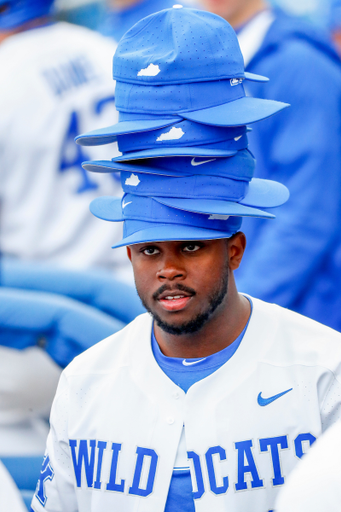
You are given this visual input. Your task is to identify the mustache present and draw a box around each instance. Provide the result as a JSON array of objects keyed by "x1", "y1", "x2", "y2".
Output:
[{"x1": 152, "y1": 283, "x2": 196, "y2": 300}]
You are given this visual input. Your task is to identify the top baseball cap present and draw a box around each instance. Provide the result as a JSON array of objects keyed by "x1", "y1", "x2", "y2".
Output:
[{"x1": 113, "y1": 6, "x2": 268, "y2": 85}]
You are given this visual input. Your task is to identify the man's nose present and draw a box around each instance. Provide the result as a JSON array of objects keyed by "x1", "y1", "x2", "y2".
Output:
[{"x1": 156, "y1": 257, "x2": 187, "y2": 281}]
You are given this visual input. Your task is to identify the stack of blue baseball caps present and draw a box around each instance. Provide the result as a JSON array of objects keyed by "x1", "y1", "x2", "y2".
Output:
[{"x1": 76, "y1": 6, "x2": 290, "y2": 247}]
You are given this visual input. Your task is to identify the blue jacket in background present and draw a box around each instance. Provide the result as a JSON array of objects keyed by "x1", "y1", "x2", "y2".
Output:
[{"x1": 235, "y1": 9, "x2": 341, "y2": 331}]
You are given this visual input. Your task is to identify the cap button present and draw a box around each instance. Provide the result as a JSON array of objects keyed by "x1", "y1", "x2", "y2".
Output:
[{"x1": 173, "y1": 4, "x2": 183, "y2": 8}]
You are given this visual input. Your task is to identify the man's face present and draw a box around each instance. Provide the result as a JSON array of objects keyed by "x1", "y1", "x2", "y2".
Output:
[
  {"x1": 200, "y1": 0, "x2": 266, "y2": 26},
  {"x1": 127, "y1": 239, "x2": 232, "y2": 335}
]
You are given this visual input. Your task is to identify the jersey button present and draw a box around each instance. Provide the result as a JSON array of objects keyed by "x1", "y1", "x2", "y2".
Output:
[
  {"x1": 167, "y1": 416, "x2": 175, "y2": 425},
  {"x1": 173, "y1": 392, "x2": 180, "y2": 400}
]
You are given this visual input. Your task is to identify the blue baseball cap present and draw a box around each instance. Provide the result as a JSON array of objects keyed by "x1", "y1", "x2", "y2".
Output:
[
  {"x1": 91, "y1": 183, "x2": 277, "y2": 223},
  {"x1": 115, "y1": 137, "x2": 248, "y2": 161},
  {"x1": 90, "y1": 195, "x2": 244, "y2": 248},
  {"x1": 119, "y1": 171, "x2": 289, "y2": 210},
  {"x1": 82, "y1": 150, "x2": 256, "y2": 179},
  {"x1": 116, "y1": 121, "x2": 248, "y2": 153},
  {"x1": 115, "y1": 79, "x2": 289, "y2": 127},
  {"x1": 113, "y1": 6, "x2": 267, "y2": 85}
]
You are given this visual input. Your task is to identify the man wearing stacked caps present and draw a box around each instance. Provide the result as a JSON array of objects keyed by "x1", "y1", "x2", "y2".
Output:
[{"x1": 31, "y1": 7, "x2": 341, "y2": 512}]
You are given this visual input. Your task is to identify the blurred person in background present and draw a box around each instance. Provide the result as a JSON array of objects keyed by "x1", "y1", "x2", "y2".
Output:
[
  {"x1": 0, "y1": 0, "x2": 131, "y2": 278},
  {"x1": 0, "y1": 0, "x2": 139, "y2": 461},
  {"x1": 0, "y1": 459, "x2": 27, "y2": 512},
  {"x1": 97, "y1": 0, "x2": 188, "y2": 41},
  {"x1": 57, "y1": 0, "x2": 195, "y2": 42},
  {"x1": 200, "y1": 0, "x2": 341, "y2": 332},
  {"x1": 329, "y1": 0, "x2": 341, "y2": 55}
]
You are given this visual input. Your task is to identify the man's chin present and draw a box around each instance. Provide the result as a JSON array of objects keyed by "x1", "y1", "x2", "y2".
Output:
[{"x1": 153, "y1": 310, "x2": 211, "y2": 336}]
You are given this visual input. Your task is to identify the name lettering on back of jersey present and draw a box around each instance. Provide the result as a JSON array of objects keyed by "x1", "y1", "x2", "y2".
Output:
[
  {"x1": 68, "y1": 432, "x2": 316, "y2": 497},
  {"x1": 42, "y1": 55, "x2": 99, "y2": 97}
]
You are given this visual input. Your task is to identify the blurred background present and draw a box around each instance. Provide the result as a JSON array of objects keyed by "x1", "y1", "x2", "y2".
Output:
[
  {"x1": 55, "y1": 0, "x2": 340, "y2": 33},
  {"x1": 1, "y1": 0, "x2": 341, "y2": 509}
]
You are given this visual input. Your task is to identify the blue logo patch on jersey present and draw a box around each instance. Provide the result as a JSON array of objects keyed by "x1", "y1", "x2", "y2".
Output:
[
  {"x1": 257, "y1": 388, "x2": 293, "y2": 406},
  {"x1": 35, "y1": 454, "x2": 55, "y2": 506}
]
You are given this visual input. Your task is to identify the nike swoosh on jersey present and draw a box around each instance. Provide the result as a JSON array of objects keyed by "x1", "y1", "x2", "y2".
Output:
[
  {"x1": 191, "y1": 158, "x2": 217, "y2": 166},
  {"x1": 122, "y1": 201, "x2": 132, "y2": 208},
  {"x1": 257, "y1": 388, "x2": 293, "y2": 406},
  {"x1": 182, "y1": 358, "x2": 207, "y2": 366}
]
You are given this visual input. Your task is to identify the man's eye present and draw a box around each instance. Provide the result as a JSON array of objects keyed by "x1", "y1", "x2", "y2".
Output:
[
  {"x1": 183, "y1": 244, "x2": 201, "y2": 252},
  {"x1": 142, "y1": 247, "x2": 160, "y2": 255}
]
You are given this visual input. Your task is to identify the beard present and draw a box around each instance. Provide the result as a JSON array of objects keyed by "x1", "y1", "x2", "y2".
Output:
[{"x1": 137, "y1": 269, "x2": 229, "y2": 336}]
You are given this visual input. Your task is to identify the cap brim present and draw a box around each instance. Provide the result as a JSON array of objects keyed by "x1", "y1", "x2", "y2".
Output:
[
  {"x1": 154, "y1": 197, "x2": 275, "y2": 219},
  {"x1": 241, "y1": 178, "x2": 289, "y2": 208},
  {"x1": 112, "y1": 225, "x2": 235, "y2": 248},
  {"x1": 113, "y1": 146, "x2": 239, "y2": 162},
  {"x1": 182, "y1": 97, "x2": 289, "y2": 126},
  {"x1": 83, "y1": 159, "x2": 184, "y2": 177},
  {"x1": 75, "y1": 117, "x2": 182, "y2": 146},
  {"x1": 90, "y1": 196, "x2": 123, "y2": 221},
  {"x1": 244, "y1": 71, "x2": 269, "y2": 82}
]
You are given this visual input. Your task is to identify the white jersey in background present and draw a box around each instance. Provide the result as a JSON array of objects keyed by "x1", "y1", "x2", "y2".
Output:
[
  {"x1": 276, "y1": 419, "x2": 341, "y2": 512},
  {"x1": 0, "y1": 460, "x2": 27, "y2": 512},
  {"x1": 31, "y1": 297, "x2": 341, "y2": 512},
  {"x1": 0, "y1": 22, "x2": 128, "y2": 272}
]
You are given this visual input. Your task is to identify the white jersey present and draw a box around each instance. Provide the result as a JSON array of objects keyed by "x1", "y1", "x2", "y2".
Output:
[
  {"x1": 0, "y1": 460, "x2": 27, "y2": 512},
  {"x1": 275, "y1": 419, "x2": 341, "y2": 512},
  {"x1": 31, "y1": 297, "x2": 341, "y2": 512},
  {"x1": 0, "y1": 346, "x2": 61, "y2": 456},
  {"x1": 0, "y1": 22, "x2": 128, "y2": 271}
]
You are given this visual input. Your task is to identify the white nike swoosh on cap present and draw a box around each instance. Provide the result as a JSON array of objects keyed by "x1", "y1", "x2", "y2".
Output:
[
  {"x1": 122, "y1": 200, "x2": 132, "y2": 208},
  {"x1": 182, "y1": 358, "x2": 207, "y2": 366},
  {"x1": 234, "y1": 135, "x2": 242, "y2": 141},
  {"x1": 191, "y1": 158, "x2": 217, "y2": 166}
]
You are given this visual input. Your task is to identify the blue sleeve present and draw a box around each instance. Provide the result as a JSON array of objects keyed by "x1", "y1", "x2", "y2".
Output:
[
  {"x1": 0, "y1": 287, "x2": 124, "y2": 367},
  {"x1": 236, "y1": 39, "x2": 341, "y2": 311},
  {"x1": 1, "y1": 256, "x2": 145, "y2": 324}
]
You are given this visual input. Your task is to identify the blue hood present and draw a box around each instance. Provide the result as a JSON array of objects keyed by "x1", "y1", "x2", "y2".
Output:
[{"x1": 248, "y1": 8, "x2": 341, "y2": 69}]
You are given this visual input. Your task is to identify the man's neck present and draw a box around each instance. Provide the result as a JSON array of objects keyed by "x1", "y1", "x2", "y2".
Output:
[
  {"x1": 154, "y1": 281, "x2": 251, "y2": 359},
  {"x1": 229, "y1": 0, "x2": 268, "y2": 29}
]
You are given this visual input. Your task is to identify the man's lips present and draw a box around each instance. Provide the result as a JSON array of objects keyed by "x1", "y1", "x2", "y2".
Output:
[
  {"x1": 158, "y1": 294, "x2": 193, "y2": 312},
  {"x1": 153, "y1": 285, "x2": 196, "y2": 312}
]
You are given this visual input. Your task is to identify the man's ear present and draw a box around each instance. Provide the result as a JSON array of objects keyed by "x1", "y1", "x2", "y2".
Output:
[
  {"x1": 228, "y1": 232, "x2": 246, "y2": 270},
  {"x1": 126, "y1": 246, "x2": 132, "y2": 261}
]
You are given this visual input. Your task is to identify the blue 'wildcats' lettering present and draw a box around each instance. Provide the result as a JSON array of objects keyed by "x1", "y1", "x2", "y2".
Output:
[
  {"x1": 42, "y1": 56, "x2": 99, "y2": 97},
  {"x1": 69, "y1": 440, "x2": 159, "y2": 496},
  {"x1": 69, "y1": 433, "x2": 316, "y2": 497},
  {"x1": 35, "y1": 454, "x2": 55, "y2": 506},
  {"x1": 294, "y1": 433, "x2": 316, "y2": 458}
]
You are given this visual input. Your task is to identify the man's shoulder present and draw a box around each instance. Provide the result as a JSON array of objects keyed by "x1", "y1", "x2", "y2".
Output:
[
  {"x1": 64, "y1": 312, "x2": 152, "y2": 377},
  {"x1": 250, "y1": 296, "x2": 341, "y2": 367},
  {"x1": 252, "y1": 296, "x2": 341, "y2": 338}
]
